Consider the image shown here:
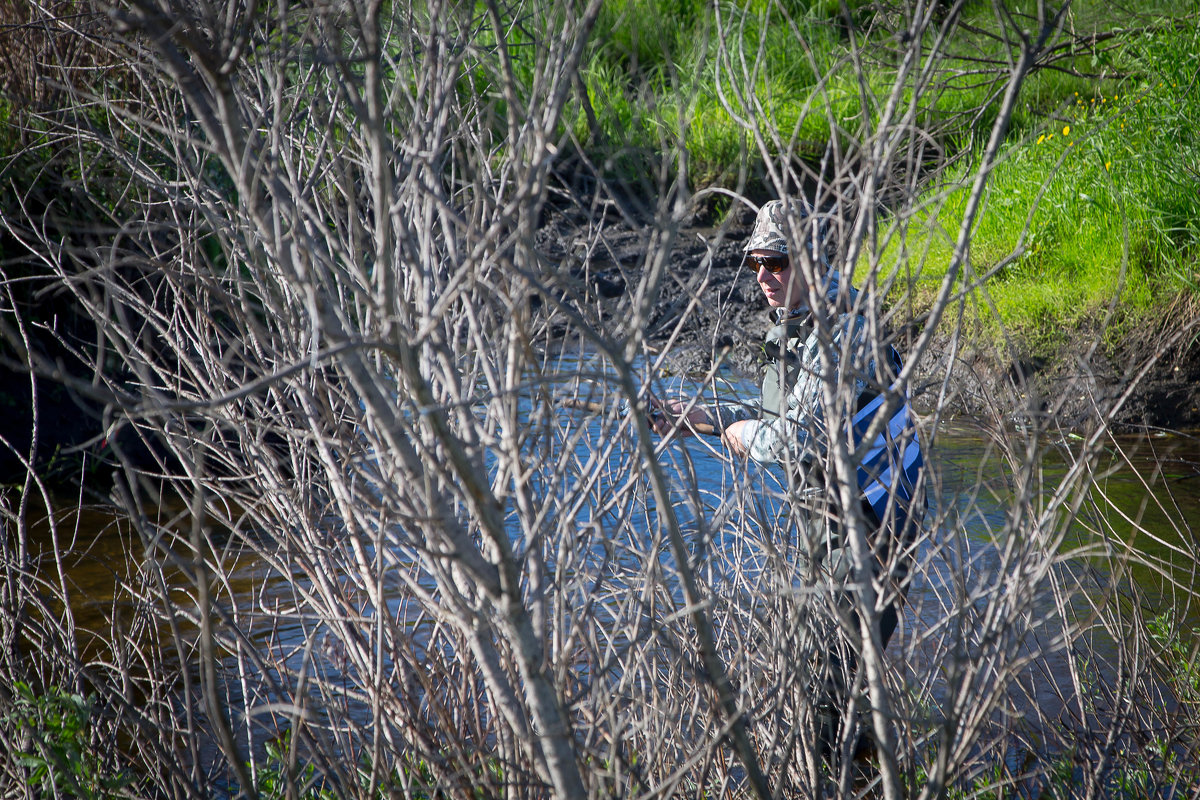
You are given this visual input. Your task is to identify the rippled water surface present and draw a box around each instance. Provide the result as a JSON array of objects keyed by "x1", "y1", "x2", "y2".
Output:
[{"x1": 25, "y1": 418, "x2": 1200, "y2": 703}]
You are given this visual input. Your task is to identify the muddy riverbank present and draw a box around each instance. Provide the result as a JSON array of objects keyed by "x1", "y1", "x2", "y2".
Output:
[{"x1": 537, "y1": 200, "x2": 1200, "y2": 435}]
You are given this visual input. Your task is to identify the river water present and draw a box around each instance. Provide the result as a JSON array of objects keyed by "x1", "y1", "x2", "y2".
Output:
[{"x1": 15, "y1": 416, "x2": 1200, "y2": 755}]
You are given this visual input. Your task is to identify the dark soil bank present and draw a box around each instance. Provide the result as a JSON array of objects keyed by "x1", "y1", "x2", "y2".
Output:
[{"x1": 539, "y1": 203, "x2": 1200, "y2": 435}]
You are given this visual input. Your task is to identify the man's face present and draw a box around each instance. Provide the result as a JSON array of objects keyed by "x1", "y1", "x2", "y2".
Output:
[{"x1": 750, "y1": 249, "x2": 807, "y2": 309}]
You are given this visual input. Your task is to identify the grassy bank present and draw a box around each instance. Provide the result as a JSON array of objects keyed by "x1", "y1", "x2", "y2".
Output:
[
  {"x1": 884, "y1": 14, "x2": 1200, "y2": 357},
  {"x1": 574, "y1": 1, "x2": 1199, "y2": 357},
  {"x1": 4, "y1": 1, "x2": 1194, "y2": 359}
]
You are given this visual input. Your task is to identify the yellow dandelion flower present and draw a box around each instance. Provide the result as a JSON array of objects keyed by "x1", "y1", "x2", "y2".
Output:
[
  {"x1": 1105, "y1": 161, "x2": 1111, "y2": 171},
  {"x1": 1068, "y1": 141, "x2": 1074, "y2": 147},
  {"x1": 1063, "y1": 125, "x2": 1071, "y2": 136},
  {"x1": 1037, "y1": 134, "x2": 1045, "y2": 144}
]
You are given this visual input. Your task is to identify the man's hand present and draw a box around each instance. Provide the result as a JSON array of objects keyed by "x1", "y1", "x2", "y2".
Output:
[
  {"x1": 722, "y1": 420, "x2": 750, "y2": 457},
  {"x1": 648, "y1": 396, "x2": 713, "y2": 437}
]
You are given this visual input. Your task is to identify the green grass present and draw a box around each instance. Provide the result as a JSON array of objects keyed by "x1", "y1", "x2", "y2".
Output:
[
  {"x1": 873, "y1": 16, "x2": 1200, "y2": 355},
  {"x1": 570, "y1": 1, "x2": 1159, "y2": 185},
  {"x1": 555, "y1": 1, "x2": 1199, "y2": 355},
  {"x1": 571, "y1": 0, "x2": 857, "y2": 184},
  {"x1": 3, "y1": 682, "x2": 130, "y2": 799},
  {"x1": 9, "y1": 0, "x2": 1194, "y2": 361}
]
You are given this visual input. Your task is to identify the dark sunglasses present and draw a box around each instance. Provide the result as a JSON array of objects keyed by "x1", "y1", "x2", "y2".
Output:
[{"x1": 746, "y1": 253, "x2": 790, "y2": 274}]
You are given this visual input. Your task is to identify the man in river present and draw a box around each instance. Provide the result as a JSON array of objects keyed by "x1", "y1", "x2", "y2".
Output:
[{"x1": 650, "y1": 197, "x2": 925, "y2": 759}]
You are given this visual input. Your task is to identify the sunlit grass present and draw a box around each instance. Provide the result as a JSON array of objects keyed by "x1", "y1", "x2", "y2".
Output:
[
  {"x1": 575, "y1": 0, "x2": 865, "y2": 184},
  {"x1": 573, "y1": 1, "x2": 1171, "y2": 186},
  {"x1": 539, "y1": 0, "x2": 1200, "y2": 355},
  {"x1": 878, "y1": 19, "x2": 1199, "y2": 355}
]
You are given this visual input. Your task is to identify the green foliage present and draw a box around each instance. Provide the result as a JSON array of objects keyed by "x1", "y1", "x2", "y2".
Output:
[
  {"x1": 876, "y1": 17, "x2": 1200, "y2": 357},
  {"x1": 5, "y1": 682, "x2": 129, "y2": 799},
  {"x1": 568, "y1": 0, "x2": 1200, "y2": 358},
  {"x1": 592, "y1": 0, "x2": 699, "y2": 77},
  {"x1": 1148, "y1": 611, "x2": 1200, "y2": 706},
  {"x1": 250, "y1": 732, "x2": 514, "y2": 800},
  {"x1": 905, "y1": 737, "x2": 1200, "y2": 798},
  {"x1": 576, "y1": 0, "x2": 864, "y2": 186},
  {"x1": 254, "y1": 732, "x2": 339, "y2": 800},
  {"x1": 904, "y1": 756, "x2": 1031, "y2": 799}
]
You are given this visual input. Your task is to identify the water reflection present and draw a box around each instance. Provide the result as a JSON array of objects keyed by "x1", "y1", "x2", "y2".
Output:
[{"x1": 16, "y1": 420, "x2": 1200, "y2": 734}]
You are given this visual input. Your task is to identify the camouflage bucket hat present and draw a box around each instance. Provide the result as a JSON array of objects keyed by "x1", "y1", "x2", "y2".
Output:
[
  {"x1": 744, "y1": 198, "x2": 829, "y2": 261},
  {"x1": 743, "y1": 199, "x2": 791, "y2": 253}
]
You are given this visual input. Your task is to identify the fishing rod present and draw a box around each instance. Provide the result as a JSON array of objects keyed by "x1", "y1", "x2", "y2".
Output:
[{"x1": 559, "y1": 397, "x2": 721, "y2": 438}]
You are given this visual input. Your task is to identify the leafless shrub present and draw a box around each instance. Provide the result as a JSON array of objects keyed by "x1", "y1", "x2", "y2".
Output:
[
  {"x1": 0, "y1": 0, "x2": 120, "y2": 111},
  {"x1": 2, "y1": 1, "x2": 1197, "y2": 798}
]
